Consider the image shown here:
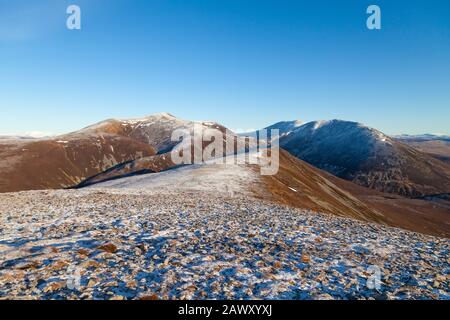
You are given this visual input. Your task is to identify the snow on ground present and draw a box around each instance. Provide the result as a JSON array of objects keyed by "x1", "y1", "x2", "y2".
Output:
[
  {"x1": 90, "y1": 159, "x2": 260, "y2": 196},
  {"x1": 0, "y1": 152, "x2": 448, "y2": 300},
  {"x1": 0, "y1": 190, "x2": 448, "y2": 300}
]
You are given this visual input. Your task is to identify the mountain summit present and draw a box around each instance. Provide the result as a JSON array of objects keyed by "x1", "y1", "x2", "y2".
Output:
[
  {"x1": 271, "y1": 119, "x2": 450, "y2": 197},
  {"x1": 0, "y1": 113, "x2": 245, "y2": 192}
]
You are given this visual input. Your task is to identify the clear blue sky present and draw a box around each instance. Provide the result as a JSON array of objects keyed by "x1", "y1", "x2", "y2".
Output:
[{"x1": 0, "y1": 0, "x2": 449, "y2": 135}]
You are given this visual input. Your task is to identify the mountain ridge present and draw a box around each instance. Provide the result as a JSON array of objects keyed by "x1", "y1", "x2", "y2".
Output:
[
  {"x1": 0, "y1": 113, "x2": 449, "y2": 238},
  {"x1": 266, "y1": 119, "x2": 450, "y2": 197}
]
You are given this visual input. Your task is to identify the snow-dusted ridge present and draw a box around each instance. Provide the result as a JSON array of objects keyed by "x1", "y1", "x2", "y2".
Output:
[
  {"x1": 279, "y1": 119, "x2": 393, "y2": 146},
  {"x1": 263, "y1": 118, "x2": 450, "y2": 197}
]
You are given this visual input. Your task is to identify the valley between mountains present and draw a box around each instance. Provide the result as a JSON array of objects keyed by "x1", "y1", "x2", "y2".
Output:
[{"x1": 0, "y1": 113, "x2": 449, "y2": 300}]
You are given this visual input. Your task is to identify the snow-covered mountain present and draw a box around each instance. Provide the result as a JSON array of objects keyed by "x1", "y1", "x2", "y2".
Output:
[
  {"x1": 78, "y1": 112, "x2": 197, "y2": 153},
  {"x1": 264, "y1": 120, "x2": 304, "y2": 136},
  {"x1": 239, "y1": 120, "x2": 303, "y2": 138},
  {"x1": 270, "y1": 119, "x2": 450, "y2": 197},
  {"x1": 0, "y1": 113, "x2": 252, "y2": 193}
]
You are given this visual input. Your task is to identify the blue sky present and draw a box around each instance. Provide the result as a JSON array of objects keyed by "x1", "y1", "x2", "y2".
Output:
[{"x1": 0, "y1": 0, "x2": 449, "y2": 135}]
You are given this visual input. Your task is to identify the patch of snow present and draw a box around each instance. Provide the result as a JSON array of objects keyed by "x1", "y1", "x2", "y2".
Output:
[
  {"x1": 90, "y1": 154, "x2": 261, "y2": 196},
  {"x1": 312, "y1": 120, "x2": 330, "y2": 131}
]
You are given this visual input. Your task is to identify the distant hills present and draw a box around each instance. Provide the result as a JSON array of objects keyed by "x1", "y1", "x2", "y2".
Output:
[{"x1": 394, "y1": 134, "x2": 450, "y2": 165}]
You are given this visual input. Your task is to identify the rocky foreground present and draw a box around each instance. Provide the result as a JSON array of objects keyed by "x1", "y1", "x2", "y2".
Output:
[{"x1": 0, "y1": 189, "x2": 449, "y2": 300}]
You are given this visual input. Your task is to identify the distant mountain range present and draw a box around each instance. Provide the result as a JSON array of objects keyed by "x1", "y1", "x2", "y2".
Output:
[
  {"x1": 394, "y1": 134, "x2": 450, "y2": 165},
  {"x1": 394, "y1": 134, "x2": 450, "y2": 142},
  {"x1": 0, "y1": 113, "x2": 449, "y2": 237}
]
